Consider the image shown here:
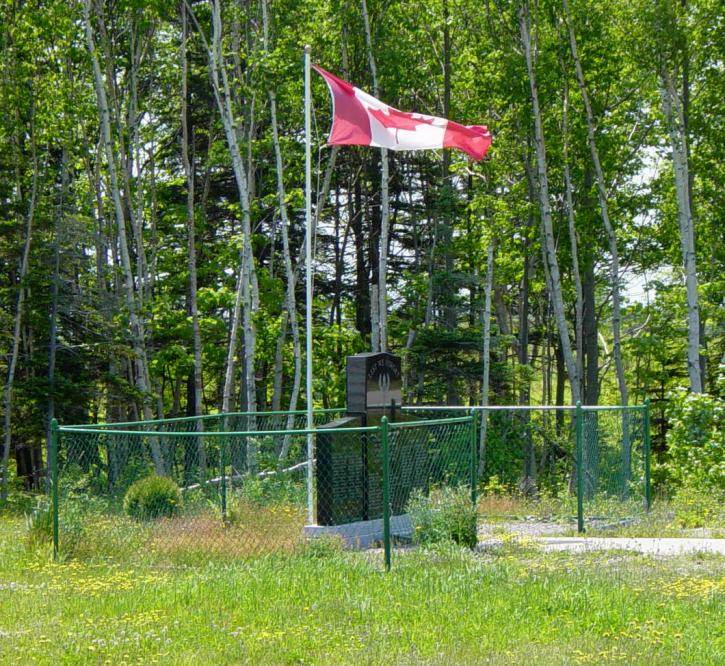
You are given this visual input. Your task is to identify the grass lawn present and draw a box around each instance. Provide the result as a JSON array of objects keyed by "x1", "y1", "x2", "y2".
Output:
[{"x1": 0, "y1": 516, "x2": 723, "y2": 665}]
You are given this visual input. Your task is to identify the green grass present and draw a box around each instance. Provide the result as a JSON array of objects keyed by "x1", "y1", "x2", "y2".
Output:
[{"x1": 0, "y1": 516, "x2": 723, "y2": 664}]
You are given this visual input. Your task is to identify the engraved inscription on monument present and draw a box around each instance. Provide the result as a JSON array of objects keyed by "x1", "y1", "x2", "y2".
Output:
[{"x1": 346, "y1": 352, "x2": 402, "y2": 416}]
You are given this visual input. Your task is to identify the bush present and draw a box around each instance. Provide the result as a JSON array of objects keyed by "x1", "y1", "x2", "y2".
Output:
[
  {"x1": 406, "y1": 485, "x2": 477, "y2": 548},
  {"x1": 665, "y1": 389, "x2": 724, "y2": 490},
  {"x1": 124, "y1": 475, "x2": 181, "y2": 521}
]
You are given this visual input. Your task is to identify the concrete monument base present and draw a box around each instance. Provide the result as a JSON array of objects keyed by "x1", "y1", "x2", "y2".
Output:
[{"x1": 304, "y1": 514, "x2": 412, "y2": 549}]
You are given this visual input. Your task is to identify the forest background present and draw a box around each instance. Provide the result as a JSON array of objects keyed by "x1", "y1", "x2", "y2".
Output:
[{"x1": 0, "y1": 0, "x2": 722, "y2": 494}]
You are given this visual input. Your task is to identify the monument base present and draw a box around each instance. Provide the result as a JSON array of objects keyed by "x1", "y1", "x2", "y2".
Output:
[{"x1": 304, "y1": 515, "x2": 412, "y2": 549}]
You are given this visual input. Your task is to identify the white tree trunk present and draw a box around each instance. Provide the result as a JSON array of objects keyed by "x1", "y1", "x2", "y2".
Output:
[
  {"x1": 83, "y1": 0, "x2": 164, "y2": 473},
  {"x1": 361, "y1": 0, "x2": 389, "y2": 352},
  {"x1": 207, "y1": 0, "x2": 258, "y2": 419},
  {"x1": 660, "y1": 65, "x2": 702, "y2": 393},
  {"x1": 262, "y1": 0, "x2": 302, "y2": 453},
  {"x1": 181, "y1": 2, "x2": 206, "y2": 479},
  {"x1": 46, "y1": 146, "x2": 68, "y2": 491},
  {"x1": 561, "y1": 77, "x2": 584, "y2": 399},
  {"x1": 563, "y1": 0, "x2": 627, "y2": 408},
  {"x1": 478, "y1": 240, "x2": 494, "y2": 474},
  {"x1": 519, "y1": 3, "x2": 581, "y2": 403}
]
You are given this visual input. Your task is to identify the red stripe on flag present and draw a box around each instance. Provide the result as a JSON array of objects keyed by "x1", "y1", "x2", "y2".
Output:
[
  {"x1": 443, "y1": 121, "x2": 492, "y2": 161},
  {"x1": 312, "y1": 65, "x2": 372, "y2": 146}
]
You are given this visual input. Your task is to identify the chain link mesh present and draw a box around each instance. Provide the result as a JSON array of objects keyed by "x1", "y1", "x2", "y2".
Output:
[
  {"x1": 387, "y1": 417, "x2": 473, "y2": 515},
  {"x1": 53, "y1": 405, "x2": 649, "y2": 567},
  {"x1": 404, "y1": 405, "x2": 650, "y2": 528},
  {"x1": 55, "y1": 411, "x2": 344, "y2": 563},
  {"x1": 581, "y1": 407, "x2": 648, "y2": 519}
]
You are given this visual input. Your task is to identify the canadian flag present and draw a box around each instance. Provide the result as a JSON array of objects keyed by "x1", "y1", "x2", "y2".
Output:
[{"x1": 313, "y1": 65, "x2": 492, "y2": 161}]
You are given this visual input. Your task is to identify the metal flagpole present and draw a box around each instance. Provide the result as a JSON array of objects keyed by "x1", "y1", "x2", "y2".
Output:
[{"x1": 304, "y1": 45, "x2": 314, "y2": 524}]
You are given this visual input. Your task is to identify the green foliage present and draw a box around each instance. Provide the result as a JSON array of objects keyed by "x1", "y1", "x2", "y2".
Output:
[
  {"x1": 1, "y1": 0, "x2": 723, "y2": 510},
  {"x1": 482, "y1": 473, "x2": 508, "y2": 496},
  {"x1": 123, "y1": 475, "x2": 182, "y2": 521},
  {"x1": 665, "y1": 389, "x2": 724, "y2": 490},
  {"x1": 237, "y1": 475, "x2": 305, "y2": 507},
  {"x1": 301, "y1": 534, "x2": 345, "y2": 559},
  {"x1": 671, "y1": 484, "x2": 725, "y2": 529},
  {"x1": 406, "y1": 485, "x2": 477, "y2": 548}
]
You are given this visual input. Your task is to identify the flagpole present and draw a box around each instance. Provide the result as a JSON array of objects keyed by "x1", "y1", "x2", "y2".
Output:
[{"x1": 304, "y1": 44, "x2": 314, "y2": 525}]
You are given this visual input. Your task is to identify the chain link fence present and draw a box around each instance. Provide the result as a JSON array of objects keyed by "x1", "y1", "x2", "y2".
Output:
[
  {"x1": 51, "y1": 410, "x2": 344, "y2": 563},
  {"x1": 405, "y1": 403, "x2": 651, "y2": 531},
  {"x1": 49, "y1": 403, "x2": 650, "y2": 569}
]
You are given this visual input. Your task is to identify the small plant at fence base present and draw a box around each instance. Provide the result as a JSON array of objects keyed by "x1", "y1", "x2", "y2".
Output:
[
  {"x1": 406, "y1": 485, "x2": 478, "y2": 548},
  {"x1": 25, "y1": 498, "x2": 53, "y2": 549},
  {"x1": 124, "y1": 475, "x2": 182, "y2": 521}
]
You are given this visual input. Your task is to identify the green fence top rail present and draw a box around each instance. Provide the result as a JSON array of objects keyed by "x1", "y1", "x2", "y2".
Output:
[
  {"x1": 58, "y1": 412, "x2": 479, "y2": 437},
  {"x1": 57, "y1": 404, "x2": 647, "y2": 436},
  {"x1": 402, "y1": 404, "x2": 647, "y2": 412},
  {"x1": 65, "y1": 407, "x2": 346, "y2": 429},
  {"x1": 57, "y1": 424, "x2": 379, "y2": 438},
  {"x1": 389, "y1": 415, "x2": 472, "y2": 428}
]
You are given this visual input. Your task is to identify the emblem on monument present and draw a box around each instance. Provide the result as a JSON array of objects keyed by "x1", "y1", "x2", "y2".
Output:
[{"x1": 346, "y1": 352, "x2": 402, "y2": 415}]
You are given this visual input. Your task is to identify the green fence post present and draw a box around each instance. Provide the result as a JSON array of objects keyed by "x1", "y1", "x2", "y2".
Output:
[
  {"x1": 469, "y1": 410, "x2": 478, "y2": 506},
  {"x1": 50, "y1": 418, "x2": 59, "y2": 561},
  {"x1": 220, "y1": 438, "x2": 227, "y2": 522},
  {"x1": 575, "y1": 402, "x2": 584, "y2": 534},
  {"x1": 644, "y1": 398, "x2": 651, "y2": 512},
  {"x1": 381, "y1": 416, "x2": 391, "y2": 572}
]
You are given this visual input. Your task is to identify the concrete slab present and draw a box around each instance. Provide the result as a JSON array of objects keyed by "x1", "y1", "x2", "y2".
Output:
[{"x1": 305, "y1": 514, "x2": 412, "y2": 548}]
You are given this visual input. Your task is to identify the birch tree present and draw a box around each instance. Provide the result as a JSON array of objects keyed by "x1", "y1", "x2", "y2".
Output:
[
  {"x1": 561, "y1": 77, "x2": 584, "y2": 399},
  {"x1": 82, "y1": 0, "x2": 164, "y2": 473},
  {"x1": 181, "y1": 1, "x2": 206, "y2": 479},
  {"x1": 519, "y1": 2, "x2": 581, "y2": 403},
  {"x1": 478, "y1": 240, "x2": 494, "y2": 474},
  {"x1": 46, "y1": 146, "x2": 68, "y2": 490},
  {"x1": 563, "y1": 0, "x2": 628, "y2": 410},
  {"x1": 660, "y1": 65, "x2": 702, "y2": 393},
  {"x1": 361, "y1": 0, "x2": 390, "y2": 352},
  {"x1": 188, "y1": 0, "x2": 258, "y2": 417}
]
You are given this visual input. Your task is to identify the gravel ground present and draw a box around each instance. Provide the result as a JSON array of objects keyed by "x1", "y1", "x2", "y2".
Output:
[
  {"x1": 478, "y1": 519, "x2": 572, "y2": 538},
  {"x1": 476, "y1": 520, "x2": 725, "y2": 556},
  {"x1": 539, "y1": 536, "x2": 725, "y2": 556}
]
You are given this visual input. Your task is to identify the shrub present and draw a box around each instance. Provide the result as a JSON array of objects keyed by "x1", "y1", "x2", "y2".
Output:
[
  {"x1": 406, "y1": 485, "x2": 477, "y2": 548},
  {"x1": 482, "y1": 474, "x2": 509, "y2": 496},
  {"x1": 665, "y1": 389, "x2": 724, "y2": 490},
  {"x1": 124, "y1": 475, "x2": 181, "y2": 521}
]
